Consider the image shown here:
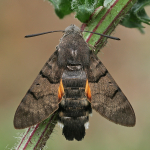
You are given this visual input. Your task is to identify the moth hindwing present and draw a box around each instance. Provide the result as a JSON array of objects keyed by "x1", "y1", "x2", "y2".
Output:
[{"x1": 14, "y1": 24, "x2": 136, "y2": 141}]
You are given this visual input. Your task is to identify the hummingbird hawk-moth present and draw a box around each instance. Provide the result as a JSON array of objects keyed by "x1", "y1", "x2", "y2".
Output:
[{"x1": 14, "y1": 24, "x2": 136, "y2": 141}]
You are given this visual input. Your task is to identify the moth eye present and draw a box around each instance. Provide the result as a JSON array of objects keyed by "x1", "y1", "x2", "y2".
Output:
[{"x1": 36, "y1": 83, "x2": 40, "y2": 85}]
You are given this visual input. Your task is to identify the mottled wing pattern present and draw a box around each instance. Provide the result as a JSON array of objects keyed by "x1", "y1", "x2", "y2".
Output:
[
  {"x1": 88, "y1": 52, "x2": 136, "y2": 126},
  {"x1": 14, "y1": 51, "x2": 62, "y2": 129}
]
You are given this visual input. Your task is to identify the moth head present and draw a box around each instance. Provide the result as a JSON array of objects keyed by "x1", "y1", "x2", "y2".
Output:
[{"x1": 64, "y1": 24, "x2": 81, "y2": 35}]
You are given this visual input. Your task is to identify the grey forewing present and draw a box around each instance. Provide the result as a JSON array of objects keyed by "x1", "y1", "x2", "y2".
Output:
[
  {"x1": 41, "y1": 51, "x2": 63, "y2": 83},
  {"x1": 87, "y1": 51, "x2": 107, "y2": 82},
  {"x1": 14, "y1": 51, "x2": 62, "y2": 129},
  {"x1": 88, "y1": 52, "x2": 136, "y2": 126}
]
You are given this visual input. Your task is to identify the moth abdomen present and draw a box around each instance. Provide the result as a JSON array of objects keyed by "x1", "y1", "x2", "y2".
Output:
[
  {"x1": 58, "y1": 115, "x2": 90, "y2": 141},
  {"x1": 62, "y1": 70, "x2": 87, "y2": 87},
  {"x1": 57, "y1": 68, "x2": 92, "y2": 141}
]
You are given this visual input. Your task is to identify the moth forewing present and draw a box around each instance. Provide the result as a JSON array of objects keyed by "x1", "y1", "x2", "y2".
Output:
[
  {"x1": 14, "y1": 51, "x2": 62, "y2": 129},
  {"x1": 88, "y1": 53, "x2": 136, "y2": 127}
]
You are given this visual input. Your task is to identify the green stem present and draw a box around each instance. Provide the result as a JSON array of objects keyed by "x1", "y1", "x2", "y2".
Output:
[
  {"x1": 15, "y1": 112, "x2": 58, "y2": 150},
  {"x1": 81, "y1": 0, "x2": 138, "y2": 54}
]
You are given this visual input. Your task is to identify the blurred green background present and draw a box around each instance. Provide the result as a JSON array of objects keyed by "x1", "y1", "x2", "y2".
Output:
[{"x1": 1, "y1": 0, "x2": 150, "y2": 149}]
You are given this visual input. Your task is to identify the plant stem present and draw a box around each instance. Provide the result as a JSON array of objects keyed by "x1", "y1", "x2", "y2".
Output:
[
  {"x1": 81, "y1": 0, "x2": 138, "y2": 54},
  {"x1": 15, "y1": 112, "x2": 58, "y2": 150}
]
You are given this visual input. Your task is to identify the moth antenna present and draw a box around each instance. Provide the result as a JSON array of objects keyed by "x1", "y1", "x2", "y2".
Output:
[
  {"x1": 25, "y1": 30, "x2": 65, "y2": 38},
  {"x1": 83, "y1": 31, "x2": 120, "y2": 40}
]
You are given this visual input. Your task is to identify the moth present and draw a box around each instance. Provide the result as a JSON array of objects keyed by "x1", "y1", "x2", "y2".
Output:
[{"x1": 14, "y1": 24, "x2": 136, "y2": 141}]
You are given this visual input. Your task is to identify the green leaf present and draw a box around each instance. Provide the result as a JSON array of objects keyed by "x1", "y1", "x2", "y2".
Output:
[
  {"x1": 48, "y1": 0, "x2": 104, "y2": 22},
  {"x1": 49, "y1": 0, "x2": 72, "y2": 18},
  {"x1": 72, "y1": 0, "x2": 104, "y2": 22},
  {"x1": 120, "y1": 0, "x2": 150, "y2": 33},
  {"x1": 75, "y1": 5, "x2": 93, "y2": 23}
]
